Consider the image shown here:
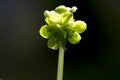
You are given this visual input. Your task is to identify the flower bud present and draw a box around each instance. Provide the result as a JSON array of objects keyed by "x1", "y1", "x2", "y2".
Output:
[
  {"x1": 73, "y1": 20, "x2": 87, "y2": 33},
  {"x1": 68, "y1": 32, "x2": 81, "y2": 44},
  {"x1": 40, "y1": 25, "x2": 50, "y2": 38},
  {"x1": 70, "y1": 6, "x2": 77, "y2": 13},
  {"x1": 55, "y1": 5, "x2": 68, "y2": 14},
  {"x1": 44, "y1": 10, "x2": 50, "y2": 17},
  {"x1": 47, "y1": 38, "x2": 59, "y2": 50}
]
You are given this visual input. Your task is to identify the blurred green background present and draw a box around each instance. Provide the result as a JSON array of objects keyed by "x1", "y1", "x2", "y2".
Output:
[{"x1": 0, "y1": 0, "x2": 120, "y2": 80}]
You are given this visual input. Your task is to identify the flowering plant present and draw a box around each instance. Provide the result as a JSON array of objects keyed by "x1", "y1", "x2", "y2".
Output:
[
  {"x1": 39, "y1": 5, "x2": 87, "y2": 80},
  {"x1": 40, "y1": 5, "x2": 87, "y2": 50}
]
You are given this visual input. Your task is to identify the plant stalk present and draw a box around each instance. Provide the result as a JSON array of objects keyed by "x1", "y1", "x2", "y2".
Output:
[{"x1": 57, "y1": 43, "x2": 65, "y2": 80}]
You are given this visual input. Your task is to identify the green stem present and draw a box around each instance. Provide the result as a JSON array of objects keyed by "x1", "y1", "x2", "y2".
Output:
[{"x1": 57, "y1": 43, "x2": 65, "y2": 80}]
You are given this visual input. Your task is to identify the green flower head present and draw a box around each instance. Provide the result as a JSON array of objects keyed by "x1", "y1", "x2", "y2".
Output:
[{"x1": 39, "y1": 5, "x2": 87, "y2": 50}]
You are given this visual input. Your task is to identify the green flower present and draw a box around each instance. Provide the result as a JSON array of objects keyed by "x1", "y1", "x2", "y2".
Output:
[{"x1": 39, "y1": 5, "x2": 87, "y2": 50}]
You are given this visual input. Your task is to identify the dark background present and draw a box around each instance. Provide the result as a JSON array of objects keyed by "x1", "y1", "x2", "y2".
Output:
[{"x1": 0, "y1": 0, "x2": 120, "y2": 80}]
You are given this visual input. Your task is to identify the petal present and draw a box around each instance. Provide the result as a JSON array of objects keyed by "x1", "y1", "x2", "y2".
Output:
[
  {"x1": 68, "y1": 32, "x2": 81, "y2": 44},
  {"x1": 62, "y1": 12, "x2": 73, "y2": 25},
  {"x1": 73, "y1": 20, "x2": 87, "y2": 33},
  {"x1": 39, "y1": 25, "x2": 50, "y2": 39},
  {"x1": 47, "y1": 38, "x2": 59, "y2": 50}
]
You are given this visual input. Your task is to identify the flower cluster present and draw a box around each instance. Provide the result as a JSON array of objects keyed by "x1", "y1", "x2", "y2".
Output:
[{"x1": 39, "y1": 5, "x2": 87, "y2": 50}]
